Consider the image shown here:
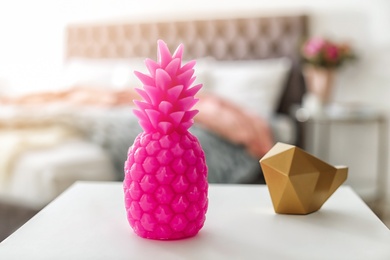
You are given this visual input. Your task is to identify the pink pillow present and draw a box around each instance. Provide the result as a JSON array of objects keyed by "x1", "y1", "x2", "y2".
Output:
[{"x1": 195, "y1": 93, "x2": 273, "y2": 158}]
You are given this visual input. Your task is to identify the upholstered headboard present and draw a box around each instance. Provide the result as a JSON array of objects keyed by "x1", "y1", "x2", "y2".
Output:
[{"x1": 65, "y1": 14, "x2": 308, "y2": 114}]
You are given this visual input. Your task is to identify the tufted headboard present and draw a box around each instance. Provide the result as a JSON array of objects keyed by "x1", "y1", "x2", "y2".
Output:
[{"x1": 65, "y1": 14, "x2": 308, "y2": 114}]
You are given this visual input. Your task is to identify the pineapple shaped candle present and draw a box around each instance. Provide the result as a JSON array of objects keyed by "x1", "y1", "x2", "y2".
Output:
[{"x1": 123, "y1": 40, "x2": 208, "y2": 240}]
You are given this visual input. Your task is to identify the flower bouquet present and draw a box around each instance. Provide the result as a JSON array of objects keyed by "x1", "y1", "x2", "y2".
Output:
[
  {"x1": 301, "y1": 37, "x2": 356, "y2": 107},
  {"x1": 301, "y1": 37, "x2": 355, "y2": 68}
]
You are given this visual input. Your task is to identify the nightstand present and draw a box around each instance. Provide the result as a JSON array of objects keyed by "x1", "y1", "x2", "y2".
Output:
[{"x1": 294, "y1": 104, "x2": 388, "y2": 215}]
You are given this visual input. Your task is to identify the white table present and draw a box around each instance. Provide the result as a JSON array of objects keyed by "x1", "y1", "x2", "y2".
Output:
[{"x1": 1, "y1": 182, "x2": 389, "y2": 260}]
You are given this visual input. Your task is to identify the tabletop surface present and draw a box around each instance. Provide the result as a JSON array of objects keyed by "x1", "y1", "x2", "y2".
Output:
[{"x1": 0, "y1": 182, "x2": 389, "y2": 260}]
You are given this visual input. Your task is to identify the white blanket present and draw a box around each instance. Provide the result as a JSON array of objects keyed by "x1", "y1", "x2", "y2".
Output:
[{"x1": 0, "y1": 124, "x2": 80, "y2": 187}]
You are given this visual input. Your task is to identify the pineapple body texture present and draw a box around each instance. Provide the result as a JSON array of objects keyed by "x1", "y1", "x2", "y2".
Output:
[{"x1": 123, "y1": 40, "x2": 208, "y2": 240}]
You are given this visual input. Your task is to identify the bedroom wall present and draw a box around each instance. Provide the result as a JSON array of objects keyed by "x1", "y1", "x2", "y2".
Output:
[
  {"x1": 1, "y1": 1, "x2": 390, "y2": 107},
  {"x1": 1, "y1": 0, "x2": 390, "y2": 210}
]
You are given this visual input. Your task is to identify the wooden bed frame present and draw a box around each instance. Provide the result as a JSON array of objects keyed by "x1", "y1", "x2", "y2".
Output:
[{"x1": 65, "y1": 14, "x2": 308, "y2": 116}]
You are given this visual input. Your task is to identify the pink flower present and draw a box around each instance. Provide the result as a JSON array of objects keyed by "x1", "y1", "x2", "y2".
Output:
[
  {"x1": 303, "y1": 38, "x2": 326, "y2": 57},
  {"x1": 323, "y1": 43, "x2": 339, "y2": 63}
]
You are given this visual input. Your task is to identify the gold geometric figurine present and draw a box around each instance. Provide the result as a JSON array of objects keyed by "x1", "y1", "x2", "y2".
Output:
[{"x1": 260, "y1": 142, "x2": 348, "y2": 215}]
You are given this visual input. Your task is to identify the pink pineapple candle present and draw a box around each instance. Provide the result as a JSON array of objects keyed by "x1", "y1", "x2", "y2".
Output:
[{"x1": 123, "y1": 40, "x2": 208, "y2": 240}]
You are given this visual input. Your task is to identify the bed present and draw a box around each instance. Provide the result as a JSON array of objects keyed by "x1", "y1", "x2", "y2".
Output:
[{"x1": 0, "y1": 14, "x2": 308, "y2": 214}]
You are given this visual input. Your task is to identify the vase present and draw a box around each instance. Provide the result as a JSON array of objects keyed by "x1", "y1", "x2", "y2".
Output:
[{"x1": 303, "y1": 65, "x2": 335, "y2": 106}]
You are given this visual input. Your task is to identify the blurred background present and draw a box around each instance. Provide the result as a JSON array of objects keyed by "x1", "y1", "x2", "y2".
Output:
[{"x1": 0, "y1": 1, "x2": 389, "y2": 102}]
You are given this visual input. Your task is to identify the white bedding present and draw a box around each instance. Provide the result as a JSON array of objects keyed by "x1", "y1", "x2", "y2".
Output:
[
  {"x1": 0, "y1": 109, "x2": 117, "y2": 209},
  {"x1": 0, "y1": 56, "x2": 296, "y2": 208},
  {"x1": 0, "y1": 139, "x2": 116, "y2": 209}
]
